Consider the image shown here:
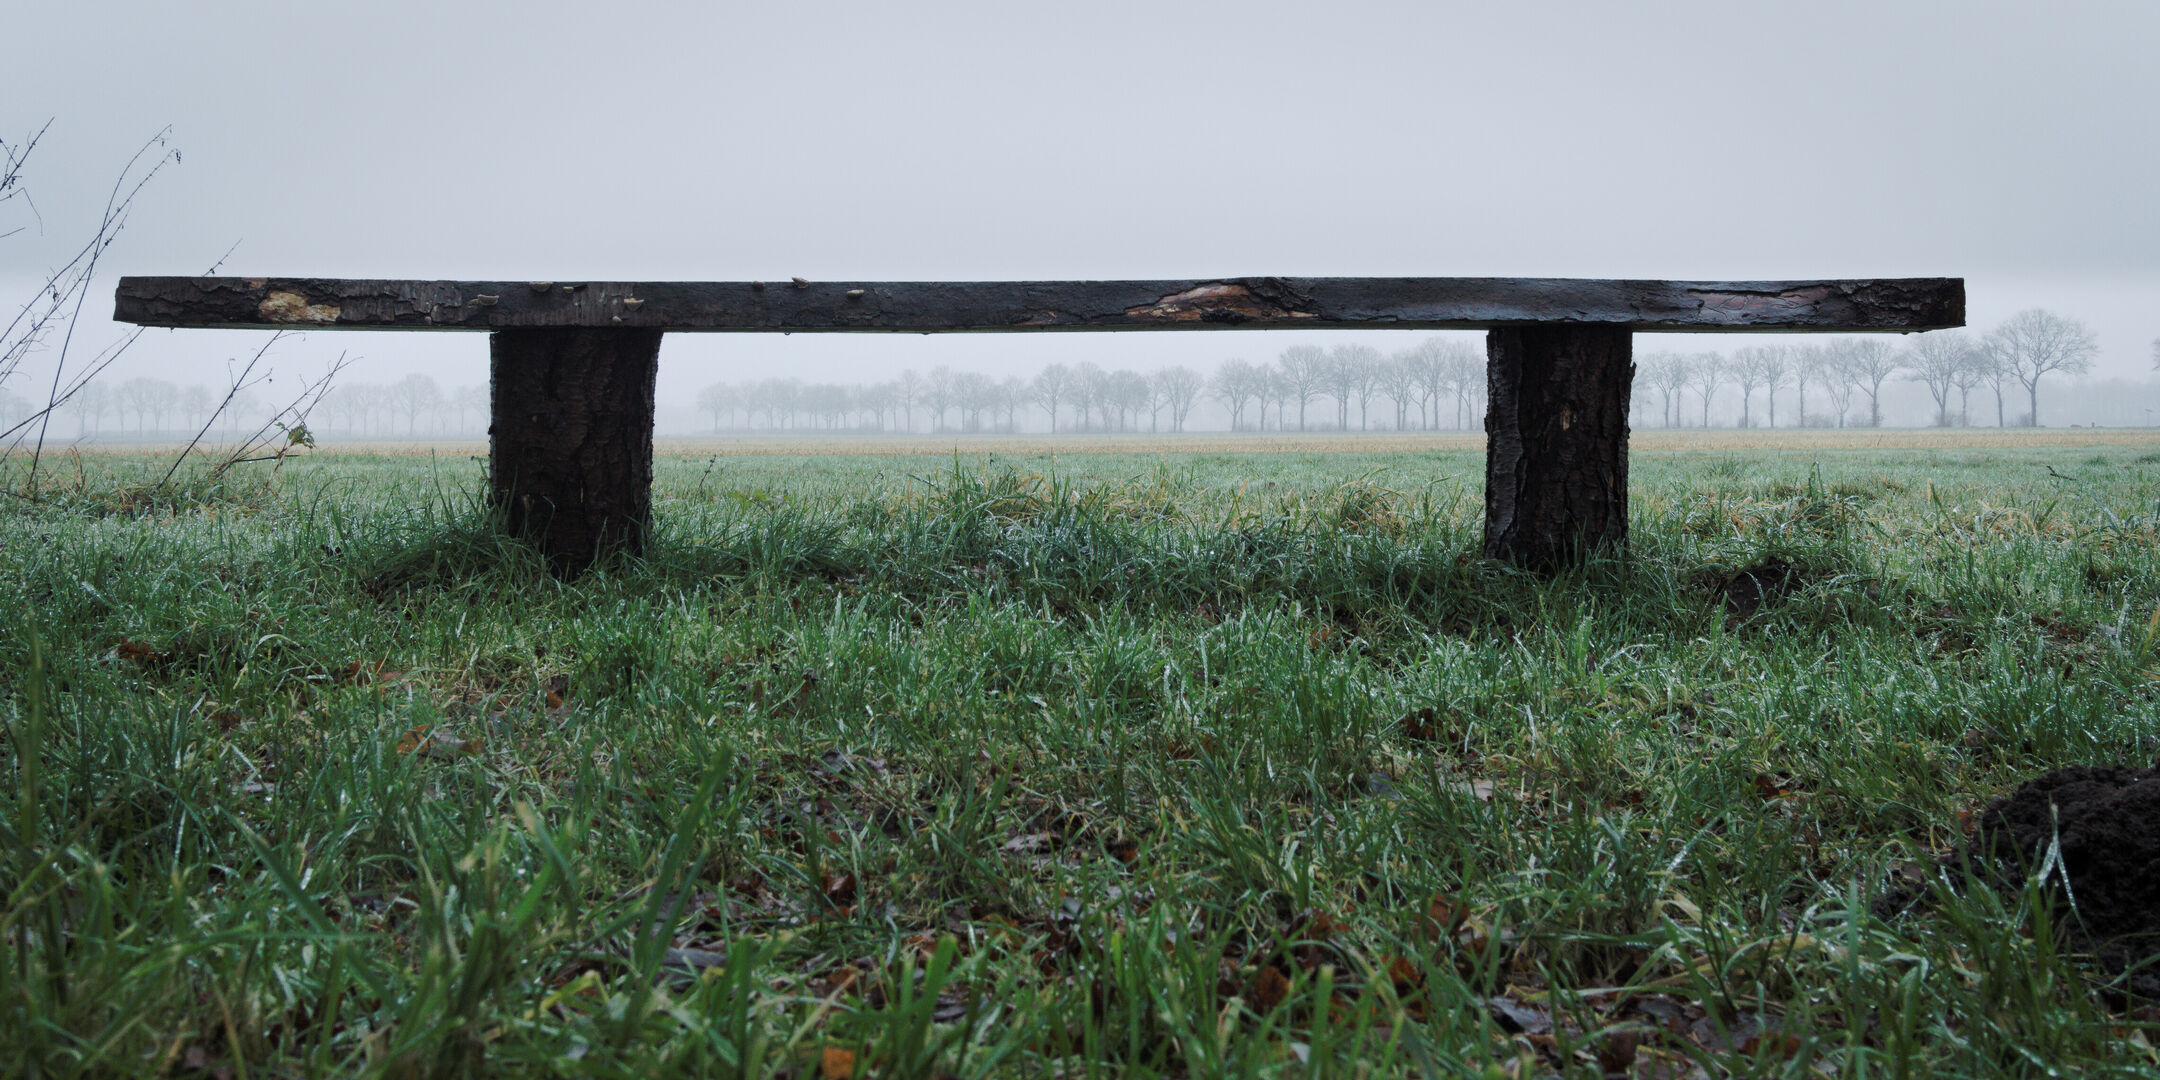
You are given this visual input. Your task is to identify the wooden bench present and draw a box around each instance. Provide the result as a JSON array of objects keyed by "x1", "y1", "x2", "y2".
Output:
[{"x1": 114, "y1": 275, "x2": 1963, "y2": 572}]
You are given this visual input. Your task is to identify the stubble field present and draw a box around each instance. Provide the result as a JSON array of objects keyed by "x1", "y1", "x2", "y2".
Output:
[{"x1": 6, "y1": 431, "x2": 2160, "y2": 1077}]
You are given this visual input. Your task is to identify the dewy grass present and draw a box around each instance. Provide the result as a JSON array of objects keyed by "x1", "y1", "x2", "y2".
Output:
[{"x1": 5, "y1": 440, "x2": 2160, "y2": 1076}]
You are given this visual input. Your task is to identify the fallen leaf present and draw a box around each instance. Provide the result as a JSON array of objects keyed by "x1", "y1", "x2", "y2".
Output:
[
  {"x1": 820, "y1": 1046, "x2": 856, "y2": 1080},
  {"x1": 822, "y1": 873, "x2": 857, "y2": 907},
  {"x1": 1596, "y1": 1029, "x2": 1642, "y2": 1074},
  {"x1": 1739, "y1": 1032, "x2": 1802, "y2": 1059},
  {"x1": 1107, "y1": 837, "x2": 1139, "y2": 865},
  {"x1": 115, "y1": 639, "x2": 168, "y2": 666},
  {"x1": 1385, "y1": 954, "x2": 1424, "y2": 993},
  {"x1": 1002, "y1": 833, "x2": 1058, "y2": 855},
  {"x1": 1486, "y1": 995, "x2": 1553, "y2": 1035},
  {"x1": 1400, "y1": 706, "x2": 1445, "y2": 741},
  {"x1": 1423, "y1": 893, "x2": 1469, "y2": 940},
  {"x1": 399, "y1": 726, "x2": 481, "y2": 760},
  {"x1": 1248, "y1": 965, "x2": 1291, "y2": 1012}
]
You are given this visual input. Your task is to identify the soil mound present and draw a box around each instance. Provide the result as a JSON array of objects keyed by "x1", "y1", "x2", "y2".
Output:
[
  {"x1": 1715, "y1": 558, "x2": 1808, "y2": 621},
  {"x1": 1892, "y1": 766, "x2": 2160, "y2": 999}
]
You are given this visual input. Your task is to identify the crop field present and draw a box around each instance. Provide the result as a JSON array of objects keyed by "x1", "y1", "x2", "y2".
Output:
[{"x1": 6, "y1": 432, "x2": 2160, "y2": 1077}]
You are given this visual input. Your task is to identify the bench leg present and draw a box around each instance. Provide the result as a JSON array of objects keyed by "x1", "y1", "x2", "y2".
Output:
[
  {"x1": 488, "y1": 328, "x2": 664, "y2": 571},
  {"x1": 1482, "y1": 326, "x2": 1633, "y2": 568}
]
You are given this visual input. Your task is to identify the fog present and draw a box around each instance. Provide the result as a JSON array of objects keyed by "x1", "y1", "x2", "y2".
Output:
[{"x1": 4, "y1": 1, "x2": 2155, "y2": 435}]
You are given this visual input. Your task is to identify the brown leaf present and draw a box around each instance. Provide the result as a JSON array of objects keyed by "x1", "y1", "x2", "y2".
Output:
[
  {"x1": 115, "y1": 639, "x2": 169, "y2": 666},
  {"x1": 1596, "y1": 1030, "x2": 1642, "y2": 1074},
  {"x1": 1399, "y1": 706, "x2": 1445, "y2": 741},
  {"x1": 820, "y1": 1046, "x2": 856, "y2": 1080},
  {"x1": 822, "y1": 873, "x2": 857, "y2": 907},
  {"x1": 1248, "y1": 965, "x2": 1291, "y2": 1012},
  {"x1": 1423, "y1": 893, "x2": 1469, "y2": 940},
  {"x1": 1385, "y1": 954, "x2": 1424, "y2": 994},
  {"x1": 1107, "y1": 837, "x2": 1139, "y2": 865},
  {"x1": 1739, "y1": 1032, "x2": 1802, "y2": 1059},
  {"x1": 210, "y1": 709, "x2": 246, "y2": 732},
  {"x1": 1295, "y1": 909, "x2": 1342, "y2": 970}
]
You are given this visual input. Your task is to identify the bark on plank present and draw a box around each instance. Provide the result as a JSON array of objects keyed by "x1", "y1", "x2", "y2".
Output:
[{"x1": 115, "y1": 276, "x2": 1963, "y2": 333}]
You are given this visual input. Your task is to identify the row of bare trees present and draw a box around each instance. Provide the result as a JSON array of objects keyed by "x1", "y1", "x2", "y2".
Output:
[
  {"x1": 22, "y1": 374, "x2": 487, "y2": 439},
  {"x1": 692, "y1": 341, "x2": 1493, "y2": 434},
  {"x1": 1639, "y1": 310, "x2": 2099, "y2": 428},
  {"x1": 313, "y1": 377, "x2": 487, "y2": 437},
  {"x1": 697, "y1": 362, "x2": 1217, "y2": 434},
  {"x1": 686, "y1": 314, "x2": 2106, "y2": 435}
]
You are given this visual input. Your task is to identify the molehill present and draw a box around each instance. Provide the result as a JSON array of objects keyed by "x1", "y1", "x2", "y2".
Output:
[{"x1": 1886, "y1": 765, "x2": 2160, "y2": 1000}]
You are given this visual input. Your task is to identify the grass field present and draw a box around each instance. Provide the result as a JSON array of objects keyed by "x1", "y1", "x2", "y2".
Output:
[{"x1": 6, "y1": 433, "x2": 2160, "y2": 1077}]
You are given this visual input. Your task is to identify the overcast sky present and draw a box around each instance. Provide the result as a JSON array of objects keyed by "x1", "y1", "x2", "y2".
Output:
[{"x1": 5, "y1": 0, "x2": 2155, "y2": 400}]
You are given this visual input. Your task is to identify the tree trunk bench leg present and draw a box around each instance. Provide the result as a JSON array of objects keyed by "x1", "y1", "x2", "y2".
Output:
[
  {"x1": 488, "y1": 328, "x2": 664, "y2": 571},
  {"x1": 1482, "y1": 325, "x2": 1634, "y2": 568}
]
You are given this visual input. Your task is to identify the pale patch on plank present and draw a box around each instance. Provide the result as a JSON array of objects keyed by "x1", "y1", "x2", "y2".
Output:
[{"x1": 257, "y1": 290, "x2": 341, "y2": 324}]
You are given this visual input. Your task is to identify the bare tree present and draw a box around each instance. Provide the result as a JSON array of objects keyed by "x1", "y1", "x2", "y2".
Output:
[
  {"x1": 998, "y1": 376, "x2": 1027, "y2": 432},
  {"x1": 1443, "y1": 345, "x2": 1482, "y2": 428},
  {"x1": 1276, "y1": 345, "x2": 1326, "y2": 431},
  {"x1": 181, "y1": 385, "x2": 214, "y2": 432},
  {"x1": 73, "y1": 382, "x2": 114, "y2": 435},
  {"x1": 1946, "y1": 348, "x2": 1986, "y2": 427},
  {"x1": 1806, "y1": 345, "x2": 1858, "y2": 427},
  {"x1": 1402, "y1": 340, "x2": 1449, "y2": 428},
  {"x1": 1732, "y1": 346, "x2": 1791, "y2": 428},
  {"x1": 1645, "y1": 354, "x2": 1690, "y2": 427},
  {"x1": 945, "y1": 371, "x2": 987, "y2": 431},
  {"x1": 1031, "y1": 363, "x2": 1072, "y2": 433},
  {"x1": 1262, "y1": 368, "x2": 1294, "y2": 431},
  {"x1": 923, "y1": 366, "x2": 957, "y2": 431},
  {"x1": 1378, "y1": 354, "x2": 1418, "y2": 429},
  {"x1": 390, "y1": 373, "x2": 443, "y2": 435},
  {"x1": 1757, "y1": 346, "x2": 1793, "y2": 428},
  {"x1": 699, "y1": 382, "x2": 734, "y2": 427},
  {"x1": 894, "y1": 369, "x2": 922, "y2": 433},
  {"x1": 1154, "y1": 365, "x2": 1203, "y2": 432},
  {"x1": 1841, "y1": 339, "x2": 1903, "y2": 428},
  {"x1": 1072, "y1": 362, "x2": 1108, "y2": 432},
  {"x1": 1332, "y1": 344, "x2": 1383, "y2": 430},
  {"x1": 1729, "y1": 349, "x2": 1766, "y2": 427},
  {"x1": 1209, "y1": 359, "x2": 1259, "y2": 431},
  {"x1": 1986, "y1": 309, "x2": 2097, "y2": 426},
  {"x1": 1688, "y1": 353, "x2": 1728, "y2": 427},
  {"x1": 1905, "y1": 331, "x2": 1976, "y2": 427}
]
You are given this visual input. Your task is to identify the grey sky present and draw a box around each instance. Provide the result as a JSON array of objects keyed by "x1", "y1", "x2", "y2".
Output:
[{"x1": 5, "y1": 0, "x2": 2155, "y2": 399}]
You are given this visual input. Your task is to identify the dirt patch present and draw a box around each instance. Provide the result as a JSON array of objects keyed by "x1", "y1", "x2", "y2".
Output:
[
  {"x1": 1714, "y1": 558, "x2": 1809, "y2": 621},
  {"x1": 1883, "y1": 765, "x2": 2160, "y2": 1000}
]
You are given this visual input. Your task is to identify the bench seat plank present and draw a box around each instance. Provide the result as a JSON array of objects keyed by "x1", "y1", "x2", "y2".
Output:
[{"x1": 115, "y1": 276, "x2": 1962, "y2": 334}]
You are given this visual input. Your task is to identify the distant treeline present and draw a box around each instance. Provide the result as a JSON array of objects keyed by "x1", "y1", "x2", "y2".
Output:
[{"x1": 8, "y1": 310, "x2": 2152, "y2": 439}]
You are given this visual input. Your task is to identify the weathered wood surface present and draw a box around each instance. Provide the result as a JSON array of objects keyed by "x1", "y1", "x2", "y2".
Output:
[
  {"x1": 1483, "y1": 326, "x2": 1634, "y2": 567},
  {"x1": 116, "y1": 276, "x2": 1963, "y2": 333},
  {"x1": 489, "y1": 328, "x2": 662, "y2": 569}
]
